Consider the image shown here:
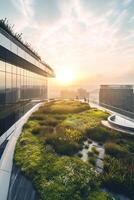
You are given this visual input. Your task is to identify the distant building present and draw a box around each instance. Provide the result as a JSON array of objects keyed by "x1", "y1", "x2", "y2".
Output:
[
  {"x1": 60, "y1": 90, "x2": 77, "y2": 99},
  {"x1": 77, "y1": 88, "x2": 89, "y2": 99},
  {"x1": 60, "y1": 88, "x2": 89, "y2": 99},
  {"x1": 89, "y1": 89, "x2": 99, "y2": 104},
  {"x1": 99, "y1": 85, "x2": 134, "y2": 118}
]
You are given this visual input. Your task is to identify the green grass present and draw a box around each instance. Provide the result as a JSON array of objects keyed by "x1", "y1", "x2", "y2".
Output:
[
  {"x1": 88, "y1": 191, "x2": 113, "y2": 200},
  {"x1": 14, "y1": 100, "x2": 134, "y2": 199},
  {"x1": 15, "y1": 124, "x2": 100, "y2": 199},
  {"x1": 102, "y1": 156, "x2": 134, "y2": 198},
  {"x1": 86, "y1": 126, "x2": 121, "y2": 143},
  {"x1": 38, "y1": 100, "x2": 90, "y2": 114},
  {"x1": 104, "y1": 142, "x2": 128, "y2": 158}
]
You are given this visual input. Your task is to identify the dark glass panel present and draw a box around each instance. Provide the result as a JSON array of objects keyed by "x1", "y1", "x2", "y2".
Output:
[
  {"x1": 6, "y1": 72, "x2": 12, "y2": 104},
  {"x1": 12, "y1": 73, "x2": 18, "y2": 103},
  {"x1": 17, "y1": 74, "x2": 21, "y2": 100},
  {"x1": 0, "y1": 71, "x2": 5, "y2": 104}
]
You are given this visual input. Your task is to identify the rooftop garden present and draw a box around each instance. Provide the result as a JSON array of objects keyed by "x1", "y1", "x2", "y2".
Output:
[{"x1": 14, "y1": 100, "x2": 134, "y2": 200}]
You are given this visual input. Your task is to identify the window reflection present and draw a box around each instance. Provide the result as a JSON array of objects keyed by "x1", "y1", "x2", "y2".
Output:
[
  {"x1": 0, "y1": 33, "x2": 50, "y2": 74},
  {"x1": 0, "y1": 59, "x2": 47, "y2": 136},
  {"x1": 11, "y1": 42, "x2": 17, "y2": 54},
  {"x1": 6, "y1": 63, "x2": 12, "y2": 73},
  {"x1": 0, "y1": 71, "x2": 5, "y2": 104},
  {"x1": 0, "y1": 29, "x2": 51, "y2": 138},
  {"x1": 0, "y1": 33, "x2": 10, "y2": 50},
  {"x1": 0, "y1": 60, "x2": 5, "y2": 71}
]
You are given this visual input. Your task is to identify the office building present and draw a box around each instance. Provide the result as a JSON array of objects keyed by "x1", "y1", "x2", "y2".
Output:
[
  {"x1": 0, "y1": 21, "x2": 54, "y2": 140},
  {"x1": 99, "y1": 85, "x2": 134, "y2": 118}
]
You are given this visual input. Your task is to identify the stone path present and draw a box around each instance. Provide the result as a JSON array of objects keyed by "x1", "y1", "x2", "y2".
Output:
[{"x1": 79, "y1": 140, "x2": 105, "y2": 173}]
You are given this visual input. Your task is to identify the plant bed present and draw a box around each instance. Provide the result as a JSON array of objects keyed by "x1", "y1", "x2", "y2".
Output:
[{"x1": 14, "y1": 100, "x2": 134, "y2": 199}]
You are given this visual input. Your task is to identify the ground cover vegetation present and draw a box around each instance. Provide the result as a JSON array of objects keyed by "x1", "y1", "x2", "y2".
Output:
[{"x1": 15, "y1": 100, "x2": 134, "y2": 199}]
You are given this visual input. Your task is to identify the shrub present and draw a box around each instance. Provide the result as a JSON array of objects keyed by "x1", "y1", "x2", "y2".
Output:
[
  {"x1": 45, "y1": 145, "x2": 55, "y2": 153},
  {"x1": 88, "y1": 191, "x2": 113, "y2": 200},
  {"x1": 127, "y1": 142, "x2": 134, "y2": 153},
  {"x1": 102, "y1": 156, "x2": 134, "y2": 198},
  {"x1": 30, "y1": 114, "x2": 45, "y2": 121},
  {"x1": 53, "y1": 114, "x2": 66, "y2": 120},
  {"x1": 23, "y1": 122, "x2": 30, "y2": 130},
  {"x1": 32, "y1": 126, "x2": 41, "y2": 135},
  {"x1": 40, "y1": 100, "x2": 90, "y2": 114},
  {"x1": 88, "y1": 156, "x2": 96, "y2": 166},
  {"x1": 32, "y1": 126, "x2": 54, "y2": 136},
  {"x1": 98, "y1": 142, "x2": 103, "y2": 146},
  {"x1": 65, "y1": 128, "x2": 82, "y2": 141},
  {"x1": 88, "y1": 109, "x2": 109, "y2": 120},
  {"x1": 88, "y1": 139, "x2": 92, "y2": 144},
  {"x1": 88, "y1": 151, "x2": 94, "y2": 157},
  {"x1": 104, "y1": 142, "x2": 128, "y2": 158},
  {"x1": 38, "y1": 157, "x2": 99, "y2": 200},
  {"x1": 91, "y1": 147, "x2": 99, "y2": 155},
  {"x1": 39, "y1": 117, "x2": 59, "y2": 126},
  {"x1": 86, "y1": 126, "x2": 121, "y2": 143},
  {"x1": 85, "y1": 144, "x2": 89, "y2": 149},
  {"x1": 22, "y1": 120, "x2": 38, "y2": 130},
  {"x1": 45, "y1": 134, "x2": 82, "y2": 156},
  {"x1": 77, "y1": 152, "x2": 83, "y2": 158}
]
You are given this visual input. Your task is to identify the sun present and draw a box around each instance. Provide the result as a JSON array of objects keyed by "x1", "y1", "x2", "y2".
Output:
[{"x1": 56, "y1": 68, "x2": 75, "y2": 85}]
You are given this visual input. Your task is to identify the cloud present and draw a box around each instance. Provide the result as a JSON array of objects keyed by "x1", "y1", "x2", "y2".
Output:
[
  {"x1": 47, "y1": 1, "x2": 134, "y2": 81},
  {"x1": 11, "y1": 0, "x2": 34, "y2": 18},
  {"x1": 4, "y1": 0, "x2": 134, "y2": 85},
  {"x1": 33, "y1": 0, "x2": 61, "y2": 24},
  {"x1": 10, "y1": 0, "x2": 35, "y2": 31},
  {"x1": 123, "y1": 0, "x2": 132, "y2": 6}
]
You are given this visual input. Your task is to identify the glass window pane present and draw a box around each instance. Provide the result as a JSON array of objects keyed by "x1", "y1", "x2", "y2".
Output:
[
  {"x1": 16, "y1": 66, "x2": 21, "y2": 75},
  {"x1": 18, "y1": 47, "x2": 25, "y2": 59},
  {"x1": 6, "y1": 63, "x2": 12, "y2": 73},
  {"x1": 0, "y1": 33, "x2": 10, "y2": 50},
  {"x1": 0, "y1": 71, "x2": 5, "y2": 104},
  {"x1": 6, "y1": 72, "x2": 12, "y2": 103},
  {"x1": 12, "y1": 65, "x2": 16, "y2": 74},
  {"x1": 0, "y1": 60, "x2": 5, "y2": 71},
  {"x1": 17, "y1": 74, "x2": 21, "y2": 100},
  {"x1": 12, "y1": 73, "x2": 16, "y2": 88},
  {"x1": 11, "y1": 42, "x2": 17, "y2": 54},
  {"x1": 6, "y1": 72, "x2": 12, "y2": 89}
]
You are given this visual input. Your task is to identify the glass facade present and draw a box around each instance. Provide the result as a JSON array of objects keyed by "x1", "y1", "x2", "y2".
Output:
[
  {"x1": 0, "y1": 32, "x2": 53, "y2": 76},
  {"x1": 0, "y1": 28, "x2": 53, "y2": 138},
  {"x1": 0, "y1": 59, "x2": 47, "y2": 136},
  {"x1": 99, "y1": 85, "x2": 134, "y2": 118}
]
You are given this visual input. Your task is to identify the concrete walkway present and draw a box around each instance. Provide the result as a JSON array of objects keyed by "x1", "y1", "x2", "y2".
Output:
[
  {"x1": 0, "y1": 103, "x2": 43, "y2": 200},
  {"x1": 102, "y1": 120, "x2": 134, "y2": 135},
  {"x1": 89, "y1": 101, "x2": 134, "y2": 135}
]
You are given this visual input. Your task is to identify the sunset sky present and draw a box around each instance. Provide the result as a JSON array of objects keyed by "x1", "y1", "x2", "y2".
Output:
[{"x1": 0, "y1": 0, "x2": 134, "y2": 94}]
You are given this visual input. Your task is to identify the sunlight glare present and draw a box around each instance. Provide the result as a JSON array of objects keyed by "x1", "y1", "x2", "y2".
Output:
[{"x1": 56, "y1": 68, "x2": 75, "y2": 85}]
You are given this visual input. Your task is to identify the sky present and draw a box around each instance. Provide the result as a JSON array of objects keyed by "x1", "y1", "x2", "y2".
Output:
[{"x1": 0, "y1": 0, "x2": 134, "y2": 94}]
